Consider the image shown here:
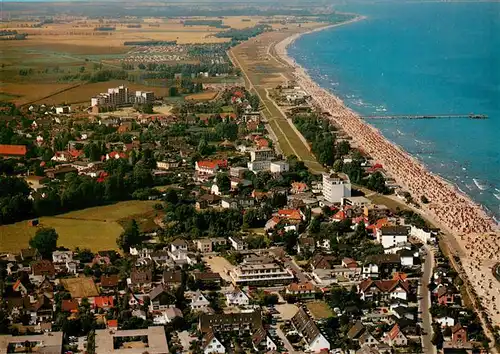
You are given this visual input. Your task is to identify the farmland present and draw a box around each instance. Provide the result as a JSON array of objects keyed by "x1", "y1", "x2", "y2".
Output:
[
  {"x1": 0, "y1": 16, "x2": 269, "y2": 105},
  {"x1": 0, "y1": 201, "x2": 158, "y2": 253}
]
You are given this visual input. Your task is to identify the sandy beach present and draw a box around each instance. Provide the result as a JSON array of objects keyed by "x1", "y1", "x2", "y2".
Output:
[{"x1": 274, "y1": 16, "x2": 500, "y2": 328}]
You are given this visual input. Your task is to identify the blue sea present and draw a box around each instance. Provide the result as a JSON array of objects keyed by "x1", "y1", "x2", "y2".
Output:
[{"x1": 288, "y1": 1, "x2": 500, "y2": 222}]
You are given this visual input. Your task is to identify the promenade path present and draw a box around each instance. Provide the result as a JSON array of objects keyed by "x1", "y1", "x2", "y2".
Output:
[{"x1": 228, "y1": 30, "x2": 325, "y2": 174}]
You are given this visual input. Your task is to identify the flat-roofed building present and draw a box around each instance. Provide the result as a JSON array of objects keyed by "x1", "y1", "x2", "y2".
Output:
[
  {"x1": 322, "y1": 172, "x2": 351, "y2": 203},
  {"x1": 94, "y1": 326, "x2": 169, "y2": 353},
  {"x1": 0, "y1": 331, "x2": 63, "y2": 354},
  {"x1": 230, "y1": 261, "x2": 293, "y2": 286},
  {"x1": 249, "y1": 148, "x2": 274, "y2": 162}
]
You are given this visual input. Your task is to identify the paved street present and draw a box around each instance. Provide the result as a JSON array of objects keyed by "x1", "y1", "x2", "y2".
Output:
[
  {"x1": 276, "y1": 325, "x2": 299, "y2": 354},
  {"x1": 419, "y1": 245, "x2": 436, "y2": 354},
  {"x1": 284, "y1": 256, "x2": 308, "y2": 283}
]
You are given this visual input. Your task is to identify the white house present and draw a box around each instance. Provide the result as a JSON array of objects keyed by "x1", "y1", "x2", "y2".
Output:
[
  {"x1": 191, "y1": 291, "x2": 211, "y2": 311},
  {"x1": 211, "y1": 184, "x2": 222, "y2": 196},
  {"x1": 410, "y1": 225, "x2": 437, "y2": 244},
  {"x1": 170, "y1": 239, "x2": 188, "y2": 253},
  {"x1": 225, "y1": 288, "x2": 249, "y2": 306},
  {"x1": 270, "y1": 160, "x2": 290, "y2": 173},
  {"x1": 377, "y1": 226, "x2": 409, "y2": 249},
  {"x1": 436, "y1": 316, "x2": 455, "y2": 328},
  {"x1": 362, "y1": 263, "x2": 379, "y2": 279},
  {"x1": 228, "y1": 236, "x2": 247, "y2": 251},
  {"x1": 203, "y1": 332, "x2": 225, "y2": 354},
  {"x1": 399, "y1": 249, "x2": 415, "y2": 267},
  {"x1": 52, "y1": 251, "x2": 73, "y2": 263}
]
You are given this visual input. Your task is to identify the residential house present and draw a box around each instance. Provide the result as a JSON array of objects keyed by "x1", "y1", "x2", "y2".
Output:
[
  {"x1": 291, "y1": 182, "x2": 309, "y2": 194},
  {"x1": 436, "y1": 316, "x2": 456, "y2": 328},
  {"x1": 362, "y1": 254, "x2": 401, "y2": 279},
  {"x1": 437, "y1": 286, "x2": 455, "y2": 306},
  {"x1": 383, "y1": 324, "x2": 407, "y2": 347},
  {"x1": 225, "y1": 288, "x2": 250, "y2": 306},
  {"x1": 291, "y1": 308, "x2": 330, "y2": 353},
  {"x1": 347, "y1": 321, "x2": 366, "y2": 341},
  {"x1": 311, "y1": 254, "x2": 336, "y2": 270},
  {"x1": 93, "y1": 296, "x2": 114, "y2": 311},
  {"x1": 357, "y1": 279, "x2": 410, "y2": 301},
  {"x1": 148, "y1": 285, "x2": 170, "y2": 312},
  {"x1": 191, "y1": 290, "x2": 211, "y2": 311},
  {"x1": 195, "y1": 238, "x2": 227, "y2": 253},
  {"x1": 128, "y1": 269, "x2": 153, "y2": 291},
  {"x1": 253, "y1": 326, "x2": 277, "y2": 352},
  {"x1": 100, "y1": 274, "x2": 120, "y2": 290},
  {"x1": 196, "y1": 194, "x2": 222, "y2": 210},
  {"x1": 171, "y1": 239, "x2": 188, "y2": 253},
  {"x1": 451, "y1": 324, "x2": 467, "y2": 344},
  {"x1": 31, "y1": 260, "x2": 56, "y2": 279},
  {"x1": 286, "y1": 282, "x2": 316, "y2": 300},
  {"x1": 61, "y1": 299, "x2": 79, "y2": 313},
  {"x1": 198, "y1": 311, "x2": 262, "y2": 333},
  {"x1": 0, "y1": 144, "x2": 27, "y2": 158},
  {"x1": 228, "y1": 236, "x2": 247, "y2": 251},
  {"x1": 202, "y1": 331, "x2": 226, "y2": 354},
  {"x1": 359, "y1": 331, "x2": 379, "y2": 348},
  {"x1": 376, "y1": 226, "x2": 409, "y2": 249},
  {"x1": 162, "y1": 270, "x2": 182, "y2": 288},
  {"x1": 52, "y1": 251, "x2": 73, "y2": 264},
  {"x1": 192, "y1": 272, "x2": 222, "y2": 286}
]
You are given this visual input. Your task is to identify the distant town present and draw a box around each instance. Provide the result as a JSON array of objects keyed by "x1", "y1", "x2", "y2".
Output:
[{"x1": 0, "y1": 2, "x2": 498, "y2": 354}]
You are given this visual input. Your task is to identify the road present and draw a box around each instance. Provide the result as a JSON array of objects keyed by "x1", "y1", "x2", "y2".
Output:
[
  {"x1": 284, "y1": 256, "x2": 308, "y2": 283},
  {"x1": 276, "y1": 325, "x2": 299, "y2": 354},
  {"x1": 228, "y1": 35, "x2": 325, "y2": 173},
  {"x1": 419, "y1": 245, "x2": 436, "y2": 354}
]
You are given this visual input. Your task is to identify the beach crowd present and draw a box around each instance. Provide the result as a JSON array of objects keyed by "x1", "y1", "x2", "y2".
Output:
[{"x1": 277, "y1": 37, "x2": 495, "y2": 236}]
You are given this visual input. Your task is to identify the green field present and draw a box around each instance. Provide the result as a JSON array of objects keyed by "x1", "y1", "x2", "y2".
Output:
[{"x1": 0, "y1": 200, "x2": 157, "y2": 253}]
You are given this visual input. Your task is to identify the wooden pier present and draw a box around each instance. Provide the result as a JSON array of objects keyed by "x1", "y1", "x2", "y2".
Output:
[{"x1": 362, "y1": 114, "x2": 488, "y2": 120}]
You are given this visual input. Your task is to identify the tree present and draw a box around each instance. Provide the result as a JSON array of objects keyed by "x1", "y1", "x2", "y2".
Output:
[
  {"x1": 309, "y1": 217, "x2": 321, "y2": 234},
  {"x1": 431, "y1": 324, "x2": 444, "y2": 349},
  {"x1": 366, "y1": 172, "x2": 389, "y2": 194},
  {"x1": 117, "y1": 220, "x2": 141, "y2": 253},
  {"x1": 421, "y1": 195, "x2": 429, "y2": 204},
  {"x1": 29, "y1": 227, "x2": 58, "y2": 259},
  {"x1": 332, "y1": 159, "x2": 343, "y2": 172},
  {"x1": 216, "y1": 173, "x2": 230, "y2": 193}
]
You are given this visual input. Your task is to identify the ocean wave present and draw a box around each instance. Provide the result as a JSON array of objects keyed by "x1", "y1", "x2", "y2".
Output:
[{"x1": 473, "y1": 178, "x2": 489, "y2": 191}]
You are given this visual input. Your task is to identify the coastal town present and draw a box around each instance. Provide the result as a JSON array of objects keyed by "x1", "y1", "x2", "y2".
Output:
[{"x1": 1, "y1": 2, "x2": 499, "y2": 354}]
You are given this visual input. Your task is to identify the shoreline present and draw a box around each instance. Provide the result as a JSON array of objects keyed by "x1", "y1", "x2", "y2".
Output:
[{"x1": 274, "y1": 17, "x2": 498, "y2": 237}]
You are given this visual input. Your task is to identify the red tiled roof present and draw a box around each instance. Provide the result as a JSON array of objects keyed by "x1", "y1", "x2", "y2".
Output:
[
  {"x1": 387, "y1": 324, "x2": 402, "y2": 340},
  {"x1": 256, "y1": 138, "x2": 269, "y2": 148},
  {"x1": 108, "y1": 151, "x2": 127, "y2": 159},
  {"x1": 0, "y1": 144, "x2": 27, "y2": 156},
  {"x1": 107, "y1": 319, "x2": 118, "y2": 328},
  {"x1": 278, "y1": 209, "x2": 301, "y2": 220},
  {"x1": 287, "y1": 282, "x2": 315, "y2": 292},
  {"x1": 94, "y1": 296, "x2": 114, "y2": 309},
  {"x1": 61, "y1": 299, "x2": 79, "y2": 312},
  {"x1": 69, "y1": 149, "x2": 83, "y2": 158},
  {"x1": 197, "y1": 159, "x2": 227, "y2": 170}
]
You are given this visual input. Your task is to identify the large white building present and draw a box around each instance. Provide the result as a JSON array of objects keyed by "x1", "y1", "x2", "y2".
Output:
[
  {"x1": 230, "y1": 262, "x2": 294, "y2": 286},
  {"x1": 91, "y1": 85, "x2": 153, "y2": 108},
  {"x1": 322, "y1": 173, "x2": 351, "y2": 203},
  {"x1": 249, "y1": 148, "x2": 274, "y2": 162}
]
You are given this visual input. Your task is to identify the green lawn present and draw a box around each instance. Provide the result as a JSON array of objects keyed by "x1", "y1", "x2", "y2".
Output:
[{"x1": 0, "y1": 201, "x2": 157, "y2": 252}]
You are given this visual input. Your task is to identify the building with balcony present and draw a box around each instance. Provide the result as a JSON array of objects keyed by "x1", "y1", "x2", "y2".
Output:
[{"x1": 229, "y1": 261, "x2": 293, "y2": 286}]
